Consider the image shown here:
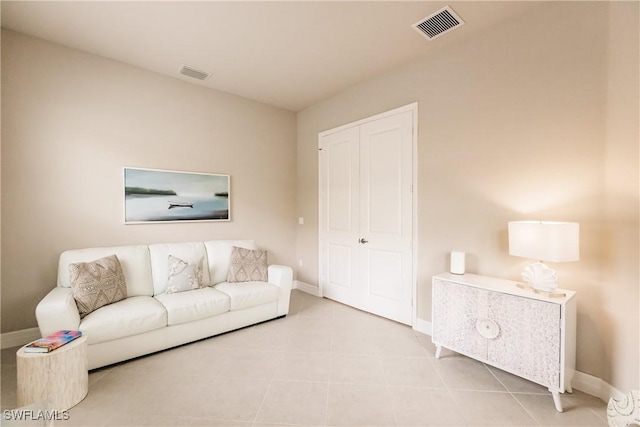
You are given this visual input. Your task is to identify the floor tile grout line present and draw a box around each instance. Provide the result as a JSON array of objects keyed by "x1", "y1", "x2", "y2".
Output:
[
  {"x1": 509, "y1": 392, "x2": 544, "y2": 427},
  {"x1": 382, "y1": 352, "x2": 401, "y2": 427},
  {"x1": 323, "y1": 351, "x2": 331, "y2": 427},
  {"x1": 485, "y1": 362, "x2": 542, "y2": 427},
  {"x1": 590, "y1": 404, "x2": 610, "y2": 423},
  {"x1": 432, "y1": 358, "x2": 472, "y2": 427},
  {"x1": 481, "y1": 361, "x2": 508, "y2": 393},
  {"x1": 251, "y1": 377, "x2": 273, "y2": 426}
]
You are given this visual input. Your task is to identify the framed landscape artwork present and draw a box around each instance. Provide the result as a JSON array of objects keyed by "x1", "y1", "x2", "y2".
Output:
[{"x1": 124, "y1": 167, "x2": 230, "y2": 223}]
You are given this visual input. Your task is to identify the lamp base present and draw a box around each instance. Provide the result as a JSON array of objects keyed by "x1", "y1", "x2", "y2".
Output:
[
  {"x1": 521, "y1": 262, "x2": 559, "y2": 291},
  {"x1": 516, "y1": 282, "x2": 566, "y2": 298}
]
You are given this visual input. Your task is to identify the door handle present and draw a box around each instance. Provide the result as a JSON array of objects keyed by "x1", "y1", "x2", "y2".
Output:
[{"x1": 359, "y1": 238, "x2": 369, "y2": 244}]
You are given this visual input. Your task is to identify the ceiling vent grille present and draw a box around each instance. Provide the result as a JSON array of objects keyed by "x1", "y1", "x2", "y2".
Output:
[
  {"x1": 179, "y1": 65, "x2": 210, "y2": 81},
  {"x1": 412, "y1": 6, "x2": 464, "y2": 41}
]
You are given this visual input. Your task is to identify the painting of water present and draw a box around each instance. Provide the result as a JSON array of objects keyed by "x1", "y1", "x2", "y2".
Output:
[{"x1": 124, "y1": 167, "x2": 230, "y2": 223}]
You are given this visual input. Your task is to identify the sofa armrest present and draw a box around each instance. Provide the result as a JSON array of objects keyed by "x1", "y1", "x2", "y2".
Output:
[
  {"x1": 268, "y1": 264, "x2": 293, "y2": 316},
  {"x1": 35, "y1": 287, "x2": 81, "y2": 337}
]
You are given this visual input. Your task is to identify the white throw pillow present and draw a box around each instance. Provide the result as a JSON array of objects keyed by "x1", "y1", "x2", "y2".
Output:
[{"x1": 166, "y1": 255, "x2": 204, "y2": 294}]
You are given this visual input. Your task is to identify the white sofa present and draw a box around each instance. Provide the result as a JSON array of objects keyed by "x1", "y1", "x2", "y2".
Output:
[{"x1": 35, "y1": 240, "x2": 292, "y2": 370}]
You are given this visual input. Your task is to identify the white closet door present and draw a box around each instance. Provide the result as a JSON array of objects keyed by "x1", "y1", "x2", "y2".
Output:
[
  {"x1": 359, "y1": 110, "x2": 413, "y2": 324},
  {"x1": 319, "y1": 107, "x2": 414, "y2": 325},
  {"x1": 319, "y1": 126, "x2": 361, "y2": 309}
]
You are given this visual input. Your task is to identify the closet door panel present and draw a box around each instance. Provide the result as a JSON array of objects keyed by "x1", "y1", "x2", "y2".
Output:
[
  {"x1": 359, "y1": 111, "x2": 413, "y2": 325},
  {"x1": 319, "y1": 127, "x2": 360, "y2": 307}
]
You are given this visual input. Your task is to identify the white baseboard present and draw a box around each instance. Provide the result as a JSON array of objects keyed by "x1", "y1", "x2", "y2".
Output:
[
  {"x1": 1, "y1": 327, "x2": 40, "y2": 349},
  {"x1": 572, "y1": 370, "x2": 624, "y2": 402},
  {"x1": 413, "y1": 317, "x2": 432, "y2": 336},
  {"x1": 293, "y1": 280, "x2": 321, "y2": 297}
]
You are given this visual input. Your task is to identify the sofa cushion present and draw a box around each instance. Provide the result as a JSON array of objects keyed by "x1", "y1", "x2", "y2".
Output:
[
  {"x1": 155, "y1": 287, "x2": 230, "y2": 325},
  {"x1": 166, "y1": 255, "x2": 205, "y2": 294},
  {"x1": 149, "y1": 242, "x2": 210, "y2": 295},
  {"x1": 79, "y1": 296, "x2": 167, "y2": 345},
  {"x1": 204, "y1": 240, "x2": 257, "y2": 285},
  {"x1": 227, "y1": 247, "x2": 268, "y2": 283},
  {"x1": 214, "y1": 281, "x2": 279, "y2": 311},
  {"x1": 69, "y1": 254, "x2": 128, "y2": 318},
  {"x1": 58, "y1": 245, "x2": 153, "y2": 297}
]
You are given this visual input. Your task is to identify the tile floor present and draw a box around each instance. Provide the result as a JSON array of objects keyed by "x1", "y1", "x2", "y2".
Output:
[{"x1": 1, "y1": 290, "x2": 607, "y2": 426}]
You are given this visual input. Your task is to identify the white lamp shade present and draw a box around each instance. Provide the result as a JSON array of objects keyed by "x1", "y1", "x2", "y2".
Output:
[{"x1": 508, "y1": 221, "x2": 579, "y2": 262}]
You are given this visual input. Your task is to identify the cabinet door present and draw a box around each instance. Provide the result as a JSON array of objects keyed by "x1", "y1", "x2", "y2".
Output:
[
  {"x1": 487, "y1": 292, "x2": 561, "y2": 389},
  {"x1": 432, "y1": 279, "x2": 487, "y2": 360}
]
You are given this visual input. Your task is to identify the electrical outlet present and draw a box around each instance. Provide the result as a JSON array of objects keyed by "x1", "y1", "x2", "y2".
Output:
[{"x1": 298, "y1": 259, "x2": 303, "y2": 267}]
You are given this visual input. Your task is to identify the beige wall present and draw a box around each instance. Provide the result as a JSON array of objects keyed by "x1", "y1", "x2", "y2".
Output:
[
  {"x1": 1, "y1": 30, "x2": 297, "y2": 333},
  {"x1": 601, "y1": 1, "x2": 640, "y2": 393},
  {"x1": 296, "y1": 1, "x2": 639, "y2": 392}
]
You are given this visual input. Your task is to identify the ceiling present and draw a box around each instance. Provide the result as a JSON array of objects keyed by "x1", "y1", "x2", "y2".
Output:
[{"x1": 1, "y1": 1, "x2": 539, "y2": 112}]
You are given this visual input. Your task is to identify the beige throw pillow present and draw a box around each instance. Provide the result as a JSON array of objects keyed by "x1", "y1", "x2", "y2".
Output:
[
  {"x1": 166, "y1": 255, "x2": 204, "y2": 294},
  {"x1": 227, "y1": 246, "x2": 268, "y2": 283},
  {"x1": 69, "y1": 254, "x2": 127, "y2": 318}
]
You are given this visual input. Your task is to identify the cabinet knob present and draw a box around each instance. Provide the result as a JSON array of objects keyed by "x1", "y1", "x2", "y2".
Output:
[
  {"x1": 359, "y1": 238, "x2": 369, "y2": 244},
  {"x1": 475, "y1": 319, "x2": 500, "y2": 339}
]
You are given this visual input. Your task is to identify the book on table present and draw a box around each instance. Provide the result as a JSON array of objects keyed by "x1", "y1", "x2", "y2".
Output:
[{"x1": 24, "y1": 330, "x2": 82, "y2": 353}]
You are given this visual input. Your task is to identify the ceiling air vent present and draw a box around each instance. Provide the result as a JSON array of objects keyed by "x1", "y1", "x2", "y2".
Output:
[
  {"x1": 179, "y1": 65, "x2": 210, "y2": 81},
  {"x1": 412, "y1": 6, "x2": 464, "y2": 41}
]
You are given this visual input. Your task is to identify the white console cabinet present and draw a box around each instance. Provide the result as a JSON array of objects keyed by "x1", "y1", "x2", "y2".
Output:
[{"x1": 432, "y1": 273, "x2": 576, "y2": 412}]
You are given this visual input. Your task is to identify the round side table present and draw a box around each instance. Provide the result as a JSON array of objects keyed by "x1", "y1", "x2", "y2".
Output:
[{"x1": 16, "y1": 335, "x2": 88, "y2": 411}]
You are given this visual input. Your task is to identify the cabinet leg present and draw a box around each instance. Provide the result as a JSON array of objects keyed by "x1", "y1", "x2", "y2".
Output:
[
  {"x1": 551, "y1": 390, "x2": 564, "y2": 412},
  {"x1": 435, "y1": 345, "x2": 442, "y2": 359}
]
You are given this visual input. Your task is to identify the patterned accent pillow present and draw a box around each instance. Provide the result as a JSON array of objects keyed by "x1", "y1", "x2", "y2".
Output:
[
  {"x1": 166, "y1": 255, "x2": 204, "y2": 294},
  {"x1": 69, "y1": 255, "x2": 128, "y2": 318},
  {"x1": 227, "y1": 246, "x2": 268, "y2": 283}
]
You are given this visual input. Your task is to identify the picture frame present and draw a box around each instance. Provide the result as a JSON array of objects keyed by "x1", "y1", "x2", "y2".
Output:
[{"x1": 123, "y1": 167, "x2": 230, "y2": 223}]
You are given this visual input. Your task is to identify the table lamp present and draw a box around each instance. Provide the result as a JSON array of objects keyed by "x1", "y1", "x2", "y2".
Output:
[{"x1": 508, "y1": 221, "x2": 579, "y2": 291}]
